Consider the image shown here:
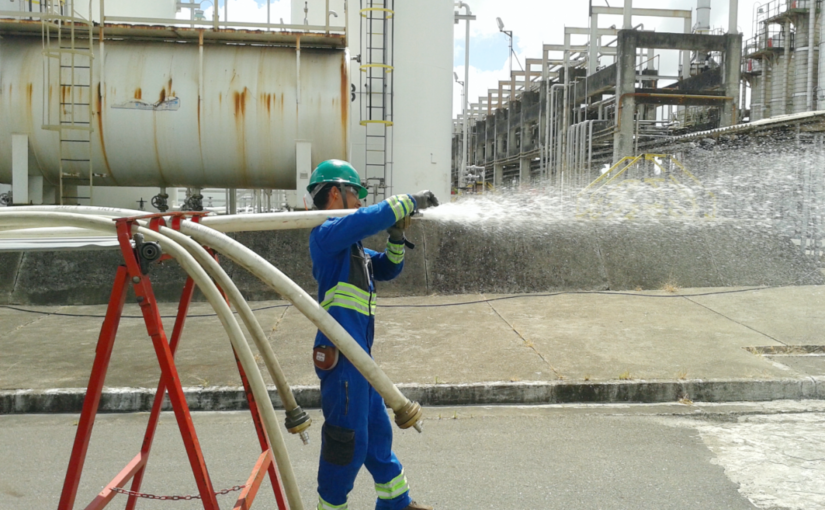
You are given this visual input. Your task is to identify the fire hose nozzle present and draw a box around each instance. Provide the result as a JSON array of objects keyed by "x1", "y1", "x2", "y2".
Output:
[
  {"x1": 394, "y1": 400, "x2": 424, "y2": 432},
  {"x1": 285, "y1": 406, "x2": 312, "y2": 444}
]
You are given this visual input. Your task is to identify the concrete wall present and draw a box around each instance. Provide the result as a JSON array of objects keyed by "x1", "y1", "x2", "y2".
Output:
[{"x1": 1, "y1": 220, "x2": 821, "y2": 306}]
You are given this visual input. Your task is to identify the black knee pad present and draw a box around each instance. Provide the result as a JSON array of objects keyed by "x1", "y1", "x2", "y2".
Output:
[{"x1": 321, "y1": 423, "x2": 356, "y2": 466}]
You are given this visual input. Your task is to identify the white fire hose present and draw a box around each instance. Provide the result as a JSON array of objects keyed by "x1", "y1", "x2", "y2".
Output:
[
  {"x1": 0, "y1": 206, "x2": 426, "y2": 430},
  {"x1": 0, "y1": 212, "x2": 305, "y2": 510}
]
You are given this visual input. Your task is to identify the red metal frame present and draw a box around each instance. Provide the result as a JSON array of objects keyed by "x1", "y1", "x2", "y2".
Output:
[{"x1": 57, "y1": 213, "x2": 288, "y2": 510}]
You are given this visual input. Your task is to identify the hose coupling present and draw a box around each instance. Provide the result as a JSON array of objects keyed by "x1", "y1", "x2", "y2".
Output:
[
  {"x1": 284, "y1": 406, "x2": 312, "y2": 444},
  {"x1": 393, "y1": 400, "x2": 424, "y2": 432}
]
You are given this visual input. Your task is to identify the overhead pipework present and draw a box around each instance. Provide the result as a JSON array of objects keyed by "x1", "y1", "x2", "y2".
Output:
[{"x1": 447, "y1": 0, "x2": 825, "y2": 198}]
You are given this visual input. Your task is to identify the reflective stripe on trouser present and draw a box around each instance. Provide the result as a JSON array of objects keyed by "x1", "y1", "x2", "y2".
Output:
[
  {"x1": 318, "y1": 496, "x2": 348, "y2": 510},
  {"x1": 386, "y1": 240, "x2": 405, "y2": 264},
  {"x1": 375, "y1": 469, "x2": 410, "y2": 500},
  {"x1": 317, "y1": 356, "x2": 413, "y2": 510},
  {"x1": 386, "y1": 195, "x2": 414, "y2": 222},
  {"x1": 321, "y1": 282, "x2": 376, "y2": 316}
]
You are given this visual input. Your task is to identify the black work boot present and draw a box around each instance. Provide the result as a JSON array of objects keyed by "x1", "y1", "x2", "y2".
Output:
[{"x1": 402, "y1": 502, "x2": 433, "y2": 510}]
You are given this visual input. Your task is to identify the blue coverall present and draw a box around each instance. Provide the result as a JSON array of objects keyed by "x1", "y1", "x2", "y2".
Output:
[{"x1": 309, "y1": 194, "x2": 417, "y2": 510}]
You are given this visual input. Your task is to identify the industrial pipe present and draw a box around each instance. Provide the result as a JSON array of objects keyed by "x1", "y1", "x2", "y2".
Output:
[
  {"x1": 0, "y1": 212, "x2": 305, "y2": 510},
  {"x1": 177, "y1": 220, "x2": 425, "y2": 432},
  {"x1": 808, "y1": 0, "x2": 818, "y2": 110},
  {"x1": 820, "y1": 3, "x2": 825, "y2": 110},
  {"x1": 156, "y1": 226, "x2": 312, "y2": 443},
  {"x1": 0, "y1": 206, "x2": 426, "y2": 430},
  {"x1": 0, "y1": 205, "x2": 356, "y2": 233}
]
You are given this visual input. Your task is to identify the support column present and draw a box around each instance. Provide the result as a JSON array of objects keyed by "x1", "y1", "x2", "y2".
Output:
[
  {"x1": 519, "y1": 157, "x2": 531, "y2": 186},
  {"x1": 682, "y1": 18, "x2": 692, "y2": 79},
  {"x1": 722, "y1": 33, "x2": 743, "y2": 126},
  {"x1": 493, "y1": 162, "x2": 504, "y2": 187},
  {"x1": 729, "y1": 0, "x2": 739, "y2": 34},
  {"x1": 623, "y1": 0, "x2": 632, "y2": 29},
  {"x1": 228, "y1": 189, "x2": 237, "y2": 214},
  {"x1": 12, "y1": 134, "x2": 29, "y2": 205},
  {"x1": 294, "y1": 140, "x2": 312, "y2": 208},
  {"x1": 589, "y1": 13, "x2": 600, "y2": 76},
  {"x1": 613, "y1": 30, "x2": 637, "y2": 162}
]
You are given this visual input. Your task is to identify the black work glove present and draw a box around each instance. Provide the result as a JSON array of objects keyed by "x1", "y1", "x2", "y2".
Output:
[
  {"x1": 387, "y1": 215, "x2": 411, "y2": 243},
  {"x1": 411, "y1": 190, "x2": 440, "y2": 211}
]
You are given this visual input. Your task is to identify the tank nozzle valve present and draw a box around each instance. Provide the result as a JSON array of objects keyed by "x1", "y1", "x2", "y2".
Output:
[
  {"x1": 285, "y1": 406, "x2": 312, "y2": 445},
  {"x1": 394, "y1": 400, "x2": 424, "y2": 432}
]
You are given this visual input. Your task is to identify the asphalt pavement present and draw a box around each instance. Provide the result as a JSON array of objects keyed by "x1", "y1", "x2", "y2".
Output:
[
  {"x1": 4, "y1": 401, "x2": 825, "y2": 510},
  {"x1": 3, "y1": 285, "x2": 825, "y2": 411}
]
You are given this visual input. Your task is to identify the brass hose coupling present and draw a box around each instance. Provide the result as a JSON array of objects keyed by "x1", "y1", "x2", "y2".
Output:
[
  {"x1": 284, "y1": 406, "x2": 312, "y2": 445},
  {"x1": 394, "y1": 400, "x2": 424, "y2": 433}
]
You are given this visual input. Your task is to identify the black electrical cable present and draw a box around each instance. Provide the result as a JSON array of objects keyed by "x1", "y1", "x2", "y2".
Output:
[
  {"x1": 378, "y1": 287, "x2": 770, "y2": 308},
  {"x1": 0, "y1": 287, "x2": 772, "y2": 318}
]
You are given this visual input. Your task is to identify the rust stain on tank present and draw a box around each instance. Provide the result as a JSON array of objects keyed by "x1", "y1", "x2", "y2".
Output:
[
  {"x1": 262, "y1": 93, "x2": 272, "y2": 115},
  {"x1": 60, "y1": 85, "x2": 70, "y2": 115},
  {"x1": 159, "y1": 88, "x2": 167, "y2": 103},
  {"x1": 26, "y1": 83, "x2": 33, "y2": 107},
  {"x1": 340, "y1": 57, "x2": 349, "y2": 134},
  {"x1": 219, "y1": 92, "x2": 222, "y2": 104},
  {"x1": 134, "y1": 88, "x2": 142, "y2": 100},
  {"x1": 233, "y1": 87, "x2": 248, "y2": 118},
  {"x1": 197, "y1": 97, "x2": 202, "y2": 144},
  {"x1": 96, "y1": 82, "x2": 113, "y2": 176}
]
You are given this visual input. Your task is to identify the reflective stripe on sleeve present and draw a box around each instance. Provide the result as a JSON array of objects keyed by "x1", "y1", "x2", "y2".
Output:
[
  {"x1": 386, "y1": 194, "x2": 414, "y2": 222},
  {"x1": 321, "y1": 282, "x2": 377, "y2": 316},
  {"x1": 386, "y1": 240, "x2": 405, "y2": 264},
  {"x1": 375, "y1": 470, "x2": 410, "y2": 500}
]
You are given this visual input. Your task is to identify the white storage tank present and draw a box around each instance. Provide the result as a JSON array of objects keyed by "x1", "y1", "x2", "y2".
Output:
[
  {"x1": 341, "y1": 0, "x2": 452, "y2": 202},
  {"x1": 0, "y1": 37, "x2": 350, "y2": 189},
  {"x1": 295, "y1": 0, "x2": 453, "y2": 203}
]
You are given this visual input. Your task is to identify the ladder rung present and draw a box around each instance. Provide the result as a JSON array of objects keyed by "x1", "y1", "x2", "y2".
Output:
[
  {"x1": 59, "y1": 84, "x2": 90, "y2": 87},
  {"x1": 60, "y1": 103, "x2": 91, "y2": 106},
  {"x1": 61, "y1": 140, "x2": 90, "y2": 143},
  {"x1": 62, "y1": 197, "x2": 91, "y2": 200},
  {"x1": 60, "y1": 65, "x2": 91, "y2": 69},
  {"x1": 61, "y1": 158, "x2": 91, "y2": 162},
  {"x1": 60, "y1": 121, "x2": 91, "y2": 124}
]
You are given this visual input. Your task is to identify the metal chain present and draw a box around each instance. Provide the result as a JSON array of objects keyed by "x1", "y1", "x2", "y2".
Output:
[{"x1": 111, "y1": 484, "x2": 246, "y2": 501}]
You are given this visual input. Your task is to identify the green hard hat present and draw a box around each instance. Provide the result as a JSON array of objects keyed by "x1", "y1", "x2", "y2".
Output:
[{"x1": 307, "y1": 160, "x2": 368, "y2": 199}]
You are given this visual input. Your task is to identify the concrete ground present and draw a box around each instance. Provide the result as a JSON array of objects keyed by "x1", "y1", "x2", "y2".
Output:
[
  {"x1": 2, "y1": 285, "x2": 825, "y2": 409},
  {"x1": 4, "y1": 401, "x2": 825, "y2": 510}
]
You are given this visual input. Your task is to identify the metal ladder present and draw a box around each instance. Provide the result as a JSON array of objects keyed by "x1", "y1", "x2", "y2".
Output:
[
  {"x1": 359, "y1": 0, "x2": 394, "y2": 204},
  {"x1": 42, "y1": 0, "x2": 95, "y2": 205}
]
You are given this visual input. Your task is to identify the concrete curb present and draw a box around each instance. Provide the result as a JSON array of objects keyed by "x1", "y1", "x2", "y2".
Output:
[{"x1": 2, "y1": 377, "x2": 823, "y2": 414}]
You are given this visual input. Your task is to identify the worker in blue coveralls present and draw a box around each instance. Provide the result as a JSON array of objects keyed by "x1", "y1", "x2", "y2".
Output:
[{"x1": 307, "y1": 159, "x2": 439, "y2": 510}]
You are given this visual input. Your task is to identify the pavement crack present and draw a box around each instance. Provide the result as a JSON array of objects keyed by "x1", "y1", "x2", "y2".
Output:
[
  {"x1": 482, "y1": 294, "x2": 563, "y2": 378},
  {"x1": 681, "y1": 295, "x2": 788, "y2": 346},
  {"x1": 7, "y1": 312, "x2": 50, "y2": 335},
  {"x1": 266, "y1": 304, "x2": 291, "y2": 342}
]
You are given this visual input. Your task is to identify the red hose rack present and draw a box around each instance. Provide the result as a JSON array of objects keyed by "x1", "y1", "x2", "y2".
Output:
[{"x1": 57, "y1": 212, "x2": 289, "y2": 510}]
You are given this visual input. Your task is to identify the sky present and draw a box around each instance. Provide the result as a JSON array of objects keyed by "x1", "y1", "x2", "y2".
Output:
[{"x1": 181, "y1": 0, "x2": 767, "y2": 117}]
